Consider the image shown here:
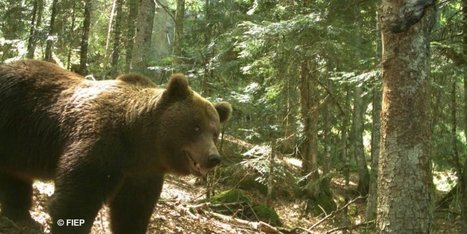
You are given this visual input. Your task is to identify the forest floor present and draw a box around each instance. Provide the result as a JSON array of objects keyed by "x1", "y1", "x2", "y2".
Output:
[
  {"x1": 0, "y1": 175, "x2": 366, "y2": 234},
  {"x1": 0, "y1": 172, "x2": 461, "y2": 233}
]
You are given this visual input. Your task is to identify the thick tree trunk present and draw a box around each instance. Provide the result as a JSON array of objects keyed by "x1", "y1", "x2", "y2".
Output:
[
  {"x1": 130, "y1": 0, "x2": 155, "y2": 72},
  {"x1": 44, "y1": 0, "x2": 58, "y2": 62},
  {"x1": 377, "y1": 1, "x2": 435, "y2": 233}
]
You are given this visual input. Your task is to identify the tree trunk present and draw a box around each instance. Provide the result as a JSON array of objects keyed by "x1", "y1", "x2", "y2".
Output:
[
  {"x1": 105, "y1": 0, "x2": 117, "y2": 61},
  {"x1": 366, "y1": 84, "x2": 381, "y2": 221},
  {"x1": 130, "y1": 0, "x2": 155, "y2": 72},
  {"x1": 377, "y1": 1, "x2": 435, "y2": 233},
  {"x1": 66, "y1": 1, "x2": 77, "y2": 69},
  {"x1": 462, "y1": 0, "x2": 467, "y2": 232},
  {"x1": 202, "y1": 0, "x2": 212, "y2": 94},
  {"x1": 111, "y1": 0, "x2": 124, "y2": 77},
  {"x1": 340, "y1": 88, "x2": 352, "y2": 228},
  {"x1": 300, "y1": 61, "x2": 318, "y2": 178},
  {"x1": 322, "y1": 79, "x2": 331, "y2": 177},
  {"x1": 26, "y1": 0, "x2": 43, "y2": 59},
  {"x1": 300, "y1": 62, "x2": 335, "y2": 214},
  {"x1": 26, "y1": 0, "x2": 38, "y2": 58},
  {"x1": 353, "y1": 85, "x2": 370, "y2": 196},
  {"x1": 152, "y1": 0, "x2": 171, "y2": 60},
  {"x1": 125, "y1": 0, "x2": 138, "y2": 72},
  {"x1": 367, "y1": 9, "x2": 383, "y2": 222},
  {"x1": 78, "y1": 0, "x2": 92, "y2": 75},
  {"x1": 44, "y1": 0, "x2": 58, "y2": 62},
  {"x1": 173, "y1": 0, "x2": 185, "y2": 64}
]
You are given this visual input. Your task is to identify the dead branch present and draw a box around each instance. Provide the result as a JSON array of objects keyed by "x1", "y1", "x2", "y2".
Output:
[
  {"x1": 304, "y1": 196, "x2": 366, "y2": 232},
  {"x1": 206, "y1": 211, "x2": 284, "y2": 234},
  {"x1": 325, "y1": 220, "x2": 375, "y2": 234}
]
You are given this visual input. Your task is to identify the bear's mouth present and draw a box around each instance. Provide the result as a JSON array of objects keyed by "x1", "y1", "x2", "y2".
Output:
[{"x1": 184, "y1": 151, "x2": 208, "y2": 177}]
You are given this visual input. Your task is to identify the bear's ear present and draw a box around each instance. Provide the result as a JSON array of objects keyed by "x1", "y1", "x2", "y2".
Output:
[
  {"x1": 215, "y1": 102, "x2": 232, "y2": 123},
  {"x1": 165, "y1": 73, "x2": 190, "y2": 100}
]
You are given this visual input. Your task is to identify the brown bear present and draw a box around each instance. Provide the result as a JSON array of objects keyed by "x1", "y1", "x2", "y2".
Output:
[{"x1": 0, "y1": 60, "x2": 232, "y2": 234}]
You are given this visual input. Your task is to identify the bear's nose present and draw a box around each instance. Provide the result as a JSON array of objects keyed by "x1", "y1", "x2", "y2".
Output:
[{"x1": 207, "y1": 154, "x2": 222, "y2": 168}]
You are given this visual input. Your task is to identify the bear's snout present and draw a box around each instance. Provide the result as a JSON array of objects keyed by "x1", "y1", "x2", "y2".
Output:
[{"x1": 207, "y1": 154, "x2": 222, "y2": 168}]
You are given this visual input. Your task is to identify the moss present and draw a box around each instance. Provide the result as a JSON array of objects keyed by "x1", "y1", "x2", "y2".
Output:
[
  {"x1": 304, "y1": 177, "x2": 337, "y2": 215},
  {"x1": 209, "y1": 189, "x2": 252, "y2": 217},
  {"x1": 208, "y1": 190, "x2": 283, "y2": 227},
  {"x1": 210, "y1": 189, "x2": 251, "y2": 204},
  {"x1": 251, "y1": 204, "x2": 281, "y2": 226},
  {"x1": 238, "y1": 177, "x2": 268, "y2": 195},
  {"x1": 306, "y1": 194, "x2": 337, "y2": 215}
]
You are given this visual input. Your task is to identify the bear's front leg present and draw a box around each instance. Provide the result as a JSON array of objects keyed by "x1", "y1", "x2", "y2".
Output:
[
  {"x1": 0, "y1": 173, "x2": 34, "y2": 222},
  {"x1": 49, "y1": 148, "x2": 124, "y2": 234},
  {"x1": 109, "y1": 174, "x2": 164, "y2": 234}
]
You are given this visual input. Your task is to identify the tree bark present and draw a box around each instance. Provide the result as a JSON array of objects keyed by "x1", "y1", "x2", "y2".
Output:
[
  {"x1": 78, "y1": 0, "x2": 92, "y2": 75},
  {"x1": 300, "y1": 61, "x2": 318, "y2": 178},
  {"x1": 152, "y1": 0, "x2": 171, "y2": 60},
  {"x1": 353, "y1": 85, "x2": 370, "y2": 196},
  {"x1": 202, "y1": 0, "x2": 212, "y2": 94},
  {"x1": 341, "y1": 89, "x2": 351, "y2": 227},
  {"x1": 105, "y1": 0, "x2": 118, "y2": 61},
  {"x1": 44, "y1": 0, "x2": 58, "y2": 62},
  {"x1": 173, "y1": 0, "x2": 185, "y2": 64},
  {"x1": 366, "y1": 11, "x2": 382, "y2": 220},
  {"x1": 130, "y1": 0, "x2": 155, "y2": 72},
  {"x1": 111, "y1": 0, "x2": 124, "y2": 77},
  {"x1": 377, "y1": 1, "x2": 435, "y2": 233},
  {"x1": 125, "y1": 0, "x2": 138, "y2": 72},
  {"x1": 462, "y1": 0, "x2": 467, "y2": 232},
  {"x1": 300, "y1": 62, "x2": 335, "y2": 214},
  {"x1": 366, "y1": 85, "x2": 381, "y2": 221},
  {"x1": 66, "y1": 1, "x2": 77, "y2": 69},
  {"x1": 26, "y1": 0, "x2": 43, "y2": 59}
]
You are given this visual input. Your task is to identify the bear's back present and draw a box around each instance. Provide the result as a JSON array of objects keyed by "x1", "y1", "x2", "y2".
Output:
[{"x1": 0, "y1": 60, "x2": 85, "y2": 177}]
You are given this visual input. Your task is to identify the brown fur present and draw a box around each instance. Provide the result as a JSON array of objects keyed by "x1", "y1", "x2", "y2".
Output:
[
  {"x1": 115, "y1": 73, "x2": 157, "y2": 88},
  {"x1": 0, "y1": 60, "x2": 232, "y2": 234}
]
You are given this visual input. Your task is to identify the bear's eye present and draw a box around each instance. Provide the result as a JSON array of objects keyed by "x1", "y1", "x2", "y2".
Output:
[{"x1": 194, "y1": 126, "x2": 201, "y2": 133}]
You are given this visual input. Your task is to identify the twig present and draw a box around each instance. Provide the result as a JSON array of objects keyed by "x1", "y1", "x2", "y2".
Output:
[
  {"x1": 305, "y1": 196, "x2": 366, "y2": 232},
  {"x1": 326, "y1": 220, "x2": 375, "y2": 234}
]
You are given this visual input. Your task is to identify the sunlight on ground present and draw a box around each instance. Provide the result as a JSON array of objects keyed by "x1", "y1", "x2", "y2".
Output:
[{"x1": 33, "y1": 181, "x2": 55, "y2": 196}]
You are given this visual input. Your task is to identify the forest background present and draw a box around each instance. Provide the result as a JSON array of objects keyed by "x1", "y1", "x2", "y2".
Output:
[{"x1": 0, "y1": 0, "x2": 466, "y2": 233}]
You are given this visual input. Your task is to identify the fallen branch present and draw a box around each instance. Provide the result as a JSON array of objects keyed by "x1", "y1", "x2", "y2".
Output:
[
  {"x1": 326, "y1": 220, "x2": 375, "y2": 234},
  {"x1": 206, "y1": 211, "x2": 283, "y2": 234},
  {"x1": 303, "y1": 196, "x2": 366, "y2": 233}
]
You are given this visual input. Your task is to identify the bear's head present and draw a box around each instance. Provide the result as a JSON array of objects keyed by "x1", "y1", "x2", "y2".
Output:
[{"x1": 157, "y1": 74, "x2": 232, "y2": 177}]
